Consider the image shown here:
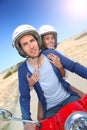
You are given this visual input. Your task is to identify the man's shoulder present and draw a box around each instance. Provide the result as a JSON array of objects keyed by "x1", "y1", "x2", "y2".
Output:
[
  {"x1": 18, "y1": 60, "x2": 27, "y2": 70},
  {"x1": 42, "y1": 49, "x2": 62, "y2": 56}
]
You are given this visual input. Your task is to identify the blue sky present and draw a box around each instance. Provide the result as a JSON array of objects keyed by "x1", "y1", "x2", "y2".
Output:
[{"x1": 0, "y1": 0, "x2": 87, "y2": 73}]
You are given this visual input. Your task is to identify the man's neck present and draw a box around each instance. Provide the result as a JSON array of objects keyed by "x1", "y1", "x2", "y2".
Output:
[{"x1": 28, "y1": 54, "x2": 44, "y2": 69}]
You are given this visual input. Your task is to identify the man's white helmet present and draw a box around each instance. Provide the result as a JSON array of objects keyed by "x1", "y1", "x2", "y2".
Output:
[
  {"x1": 12, "y1": 24, "x2": 42, "y2": 57},
  {"x1": 38, "y1": 25, "x2": 57, "y2": 45}
]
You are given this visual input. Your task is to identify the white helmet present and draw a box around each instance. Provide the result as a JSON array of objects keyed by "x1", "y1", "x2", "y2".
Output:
[
  {"x1": 38, "y1": 25, "x2": 57, "y2": 46},
  {"x1": 12, "y1": 24, "x2": 42, "y2": 57}
]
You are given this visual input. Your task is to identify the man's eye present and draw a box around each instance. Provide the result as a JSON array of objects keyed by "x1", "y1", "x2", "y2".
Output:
[
  {"x1": 22, "y1": 42, "x2": 28, "y2": 46},
  {"x1": 31, "y1": 39, "x2": 36, "y2": 42}
]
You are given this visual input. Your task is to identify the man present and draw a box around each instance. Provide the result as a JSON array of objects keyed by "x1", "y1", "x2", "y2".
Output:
[{"x1": 12, "y1": 24, "x2": 87, "y2": 130}]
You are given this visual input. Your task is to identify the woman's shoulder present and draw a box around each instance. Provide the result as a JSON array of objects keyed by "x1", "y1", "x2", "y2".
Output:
[
  {"x1": 42, "y1": 49, "x2": 64, "y2": 57},
  {"x1": 42, "y1": 48, "x2": 56, "y2": 54},
  {"x1": 56, "y1": 50, "x2": 64, "y2": 55}
]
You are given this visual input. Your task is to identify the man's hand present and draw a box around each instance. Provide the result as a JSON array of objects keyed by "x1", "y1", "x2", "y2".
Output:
[
  {"x1": 24, "y1": 122, "x2": 36, "y2": 130},
  {"x1": 26, "y1": 70, "x2": 40, "y2": 87}
]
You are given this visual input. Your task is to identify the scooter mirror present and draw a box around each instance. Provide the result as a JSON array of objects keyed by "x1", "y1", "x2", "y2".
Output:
[{"x1": 0, "y1": 109, "x2": 12, "y2": 121}]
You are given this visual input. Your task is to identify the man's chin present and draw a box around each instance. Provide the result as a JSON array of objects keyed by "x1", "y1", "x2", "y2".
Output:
[{"x1": 29, "y1": 54, "x2": 39, "y2": 59}]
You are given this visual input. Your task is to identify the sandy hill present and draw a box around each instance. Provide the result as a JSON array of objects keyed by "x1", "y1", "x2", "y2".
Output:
[
  {"x1": 0, "y1": 30, "x2": 87, "y2": 130},
  {"x1": 57, "y1": 31, "x2": 87, "y2": 67}
]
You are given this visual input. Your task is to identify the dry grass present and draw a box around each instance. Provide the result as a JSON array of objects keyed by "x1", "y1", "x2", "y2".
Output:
[{"x1": 57, "y1": 32, "x2": 87, "y2": 67}]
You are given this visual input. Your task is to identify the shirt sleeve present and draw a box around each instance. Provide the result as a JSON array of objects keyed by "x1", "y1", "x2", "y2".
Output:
[
  {"x1": 42, "y1": 49, "x2": 87, "y2": 79},
  {"x1": 18, "y1": 66, "x2": 32, "y2": 120},
  {"x1": 55, "y1": 51, "x2": 87, "y2": 79}
]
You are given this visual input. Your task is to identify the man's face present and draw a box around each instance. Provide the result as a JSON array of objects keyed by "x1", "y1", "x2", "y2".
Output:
[
  {"x1": 42, "y1": 33, "x2": 55, "y2": 49},
  {"x1": 19, "y1": 34, "x2": 39, "y2": 58}
]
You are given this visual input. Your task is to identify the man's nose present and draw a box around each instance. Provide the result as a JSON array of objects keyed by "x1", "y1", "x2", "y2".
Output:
[{"x1": 29, "y1": 43, "x2": 34, "y2": 48}]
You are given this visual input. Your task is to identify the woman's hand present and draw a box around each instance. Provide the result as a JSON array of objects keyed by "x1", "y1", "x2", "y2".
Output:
[
  {"x1": 47, "y1": 53, "x2": 62, "y2": 68},
  {"x1": 26, "y1": 70, "x2": 40, "y2": 88},
  {"x1": 47, "y1": 53, "x2": 65, "y2": 77}
]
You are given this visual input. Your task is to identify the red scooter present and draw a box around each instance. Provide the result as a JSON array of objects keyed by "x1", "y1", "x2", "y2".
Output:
[
  {"x1": 0, "y1": 94, "x2": 87, "y2": 130},
  {"x1": 36, "y1": 94, "x2": 87, "y2": 130}
]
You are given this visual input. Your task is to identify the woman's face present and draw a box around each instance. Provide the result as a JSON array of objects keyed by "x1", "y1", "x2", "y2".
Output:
[
  {"x1": 19, "y1": 34, "x2": 40, "y2": 58},
  {"x1": 42, "y1": 33, "x2": 55, "y2": 49}
]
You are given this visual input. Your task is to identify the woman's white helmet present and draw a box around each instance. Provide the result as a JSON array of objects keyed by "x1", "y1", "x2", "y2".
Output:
[
  {"x1": 12, "y1": 24, "x2": 42, "y2": 57},
  {"x1": 38, "y1": 25, "x2": 57, "y2": 46}
]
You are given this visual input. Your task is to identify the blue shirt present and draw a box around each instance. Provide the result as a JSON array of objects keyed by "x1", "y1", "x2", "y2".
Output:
[{"x1": 18, "y1": 49, "x2": 87, "y2": 120}]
